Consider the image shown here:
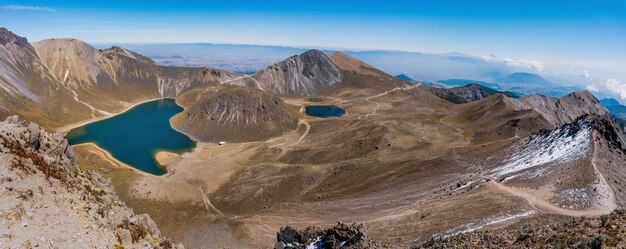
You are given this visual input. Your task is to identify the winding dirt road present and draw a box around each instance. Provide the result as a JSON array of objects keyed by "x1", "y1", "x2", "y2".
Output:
[
  {"x1": 269, "y1": 119, "x2": 310, "y2": 148},
  {"x1": 490, "y1": 155, "x2": 617, "y2": 217}
]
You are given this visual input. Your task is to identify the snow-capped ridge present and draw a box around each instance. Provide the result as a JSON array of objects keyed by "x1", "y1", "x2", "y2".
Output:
[{"x1": 491, "y1": 114, "x2": 621, "y2": 179}]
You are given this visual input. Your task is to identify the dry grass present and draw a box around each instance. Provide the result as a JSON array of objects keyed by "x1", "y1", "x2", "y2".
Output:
[
  {"x1": 2, "y1": 139, "x2": 76, "y2": 188},
  {"x1": 304, "y1": 97, "x2": 325, "y2": 102},
  {"x1": 117, "y1": 218, "x2": 148, "y2": 243}
]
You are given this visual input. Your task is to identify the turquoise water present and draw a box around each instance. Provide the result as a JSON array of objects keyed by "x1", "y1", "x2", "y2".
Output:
[
  {"x1": 66, "y1": 99, "x2": 196, "y2": 175},
  {"x1": 305, "y1": 105, "x2": 345, "y2": 118}
]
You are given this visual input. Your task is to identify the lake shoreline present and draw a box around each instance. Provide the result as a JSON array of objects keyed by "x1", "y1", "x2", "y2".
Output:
[
  {"x1": 65, "y1": 98, "x2": 196, "y2": 176},
  {"x1": 168, "y1": 97, "x2": 205, "y2": 143},
  {"x1": 73, "y1": 142, "x2": 157, "y2": 178},
  {"x1": 57, "y1": 97, "x2": 169, "y2": 134}
]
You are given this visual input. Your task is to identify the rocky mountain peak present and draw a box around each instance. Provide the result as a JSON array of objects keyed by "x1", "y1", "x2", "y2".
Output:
[
  {"x1": 32, "y1": 38, "x2": 111, "y2": 85},
  {"x1": 491, "y1": 113, "x2": 624, "y2": 179},
  {"x1": 563, "y1": 90, "x2": 603, "y2": 105},
  {"x1": 516, "y1": 90, "x2": 609, "y2": 127},
  {"x1": 0, "y1": 27, "x2": 29, "y2": 47},
  {"x1": 99, "y1": 46, "x2": 155, "y2": 64},
  {"x1": 298, "y1": 49, "x2": 327, "y2": 61},
  {"x1": 252, "y1": 49, "x2": 343, "y2": 95},
  {"x1": 326, "y1": 51, "x2": 391, "y2": 78}
]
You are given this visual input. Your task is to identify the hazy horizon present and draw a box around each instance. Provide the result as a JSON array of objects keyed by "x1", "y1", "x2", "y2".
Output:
[{"x1": 2, "y1": 0, "x2": 625, "y2": 101}]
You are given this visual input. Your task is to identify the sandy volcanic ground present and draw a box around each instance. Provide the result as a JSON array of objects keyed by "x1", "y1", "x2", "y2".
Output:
[{"x1": 69, "y1": 85, "x2": 619, "y2": 248}]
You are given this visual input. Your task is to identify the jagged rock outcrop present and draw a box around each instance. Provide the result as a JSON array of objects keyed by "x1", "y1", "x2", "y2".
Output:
[
  {"x1": 252, "y1": 49, "x2": 343, "y2": 96},
  {"x1": 419, "y1": 209, "x2": 626, "y2": 248},
  {"x1": 430, "y1": 84, "x2": 519, "y2": 104},
  {"x1": 172, "y1": 86, "x2": 298, "y2": 142},
  {"x1": 0, "y1": 116, "x2": 181, "y2": 248},
  {"x1": 274, "y1": 223, "x2": 375, "y2": 249}
]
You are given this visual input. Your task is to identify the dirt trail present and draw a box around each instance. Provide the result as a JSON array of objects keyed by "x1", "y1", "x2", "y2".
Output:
[
  {"x1": 220, "y1": 74, "x2": 260, "y2": 87},
  {"x1": 199, "y1": 187, "x2": 224, "y2": 217},
  {"x1": 590, "y1": 147, "x2": 618, "y2": 211},
  {"x1": 60, "y1": 73, "x2": 111, "y2": 118},
  {"x1": 290, "y1": 120, "x2": 310, "y2": 146},
  {"x1": 360, "y1": 84, "x2": 421, "y2": 119},
  {"x1": 269, "y1": 119, "x2": 310, "y2": 148},
  {"x1": 489, "y1": 180, "x2": 613, "y2": 217}
]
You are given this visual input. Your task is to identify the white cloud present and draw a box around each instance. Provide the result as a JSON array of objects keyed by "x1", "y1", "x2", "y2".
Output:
[
  {"x1": 586, "y1": 78, "x2": 626, "y2": 100},
  {"x1": 481, "y1": 55, "x2": 545, "y2": 71},
  {"x1": 585, "y1": 83, "x2": 599, "y2": 92},
  {"x1": 581, "y1": 70, "x2": 590, "y2": 78},
  {"x1": 2, "y1": 5, "x2": 56, "y2": 12},
  {"x1": 604, "y1": 78, "x2": 626, "y2": 99}
]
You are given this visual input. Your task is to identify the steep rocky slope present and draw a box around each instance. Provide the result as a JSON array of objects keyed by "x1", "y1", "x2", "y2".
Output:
[
  {"x1": 488, "y1": 114, "x2": 624, "y2": 188},
  {"x1": 0, "y1": 28, "x2": 93, "y2": 128},
  {"x1": 456, "y1": 91, "x2": 613, "y2": 143},
  {"x1": 252, "y1": 49, "x2": 343, "y2": 96},
  {"x1": 327, "y1": 51, "x2": 407, "y2": 91},
  {"x1": 430, "y1": 83, "x2": 519, "y2": 104},
  {"x1": 172, "y1": 86, "x2": 299, "y2": 142},
  {"x1": 0, "y1": 27, "x2": 43, "y2": 101},
  {"x1": 32, "y1": 38, "x2": 248, "y2": 112},
  {"x1": 250, "y1": 49, "x2": 406, "y2": 96},
  {"x1": 0, "y1": 116, "x2": 180, "y2": 248}
]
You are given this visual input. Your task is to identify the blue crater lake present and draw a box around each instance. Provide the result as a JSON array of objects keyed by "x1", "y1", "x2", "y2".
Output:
[
  {"x1": 304, "y1": 105, "x2": 345, "y2": 118},
  {"x1": 66, "y1": 99, "x2": 196, "y2": 175}
]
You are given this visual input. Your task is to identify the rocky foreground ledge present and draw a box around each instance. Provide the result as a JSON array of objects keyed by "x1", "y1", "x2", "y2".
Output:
[
  {"x1": 418, "y1": 209, "x2": 626, "y2": 248},
  {"x1": 275, "y1": 222, "x2": 376, "y2": 249},
  {"x1": 0, "y1": 116, "x2": 181, "y2": 248}
]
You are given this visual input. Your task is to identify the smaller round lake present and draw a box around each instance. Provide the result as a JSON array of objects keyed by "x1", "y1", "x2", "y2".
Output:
[
  {"x1": 66, "y1": 99, "x2": 195, "y2": 175},
  {"x1": 304, "y1": 105, "x2": 345, "y2": 118}
]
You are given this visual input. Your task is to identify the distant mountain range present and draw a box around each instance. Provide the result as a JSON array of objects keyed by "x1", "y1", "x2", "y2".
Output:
[
  {"x1": 395, "y1": 74, "x2": 415, "y2": 82},
  {"x1": 601, "y1": 98, "x2": 626, "y2": 120},
  {"x1": 436, "y1": 72, "x2": 582, "y2": 97},
  {"x1": 497, "y1": 72, "x2": 552, "y2": 85},
  {"x1": 106, "y1": 43, "x2": 587, "y2": 98}
]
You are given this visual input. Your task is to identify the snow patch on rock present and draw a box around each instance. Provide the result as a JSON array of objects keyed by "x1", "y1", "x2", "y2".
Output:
[
  {"x1": 491, "y1": 122, "x2": 591, "y2": 178},
  {"x1": 444, "y1": 210, "x2": 536, "y2": 237}
]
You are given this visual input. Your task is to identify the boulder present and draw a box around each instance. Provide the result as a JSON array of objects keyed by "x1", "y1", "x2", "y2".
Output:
[
  {"x1": 27, "y1": 122, "x2": 41, "y2": 150},
  {"x1": 5, "y1": 115, "x2": 20, "y2": 124},
  {"x1": 277, "y1": 226, "x2": 303, "y2": 245},
  {"x1": 275, "y1": 222, "x2": 374, "y2": 249}
]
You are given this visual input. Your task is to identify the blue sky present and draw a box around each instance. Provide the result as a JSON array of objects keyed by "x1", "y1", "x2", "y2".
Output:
[{"x1": 1, "y1": 1, "x2": 625, "y2": 73}]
